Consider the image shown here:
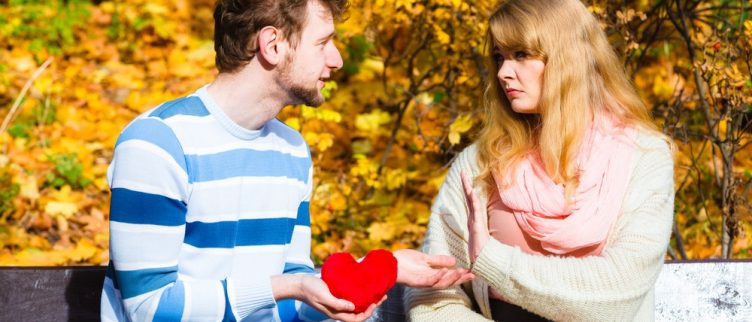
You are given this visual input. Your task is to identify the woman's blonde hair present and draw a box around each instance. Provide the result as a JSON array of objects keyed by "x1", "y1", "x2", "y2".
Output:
[{"x1": 477, "y1": 0, "x2": 665, "y2": 196}]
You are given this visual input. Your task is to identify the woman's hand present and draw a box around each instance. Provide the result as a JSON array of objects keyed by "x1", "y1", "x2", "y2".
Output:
[
  {"x1": 298, "y1": 275, "x2": 384, "y2": 322},
  {"x1": 393, "y1": 249, "x2": 475, "y2": 288},
  {"x1": 461, "y1": 171, "x2": 489, "y2": 263}
]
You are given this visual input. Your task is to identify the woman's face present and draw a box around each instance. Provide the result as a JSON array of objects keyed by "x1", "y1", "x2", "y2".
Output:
[{"x1": 495, "y1": 48, "x2": 545, "y2": 114}]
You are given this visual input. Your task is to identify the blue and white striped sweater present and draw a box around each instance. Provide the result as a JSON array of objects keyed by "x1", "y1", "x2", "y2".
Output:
[{"x1": 101, "y1": 86, "x2": 327, "y2": 322}]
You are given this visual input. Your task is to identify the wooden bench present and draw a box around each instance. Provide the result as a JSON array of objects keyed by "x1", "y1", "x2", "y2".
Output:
[{"x1": 1, "y1": 261, "x2": 750, "y2": 321}]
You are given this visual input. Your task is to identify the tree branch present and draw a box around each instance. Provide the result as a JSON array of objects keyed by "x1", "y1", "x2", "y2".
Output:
[{"x1": 1, "y1": 57, "x2": 54, "y2": 138}]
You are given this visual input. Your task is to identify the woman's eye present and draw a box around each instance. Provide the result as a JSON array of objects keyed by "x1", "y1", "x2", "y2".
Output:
[
  {"x1": 514, "y1": 51, "x2": 528, "y2": 59},
  {"x1": 493, "y1": 53, "x2": 503, "y2": 61}
]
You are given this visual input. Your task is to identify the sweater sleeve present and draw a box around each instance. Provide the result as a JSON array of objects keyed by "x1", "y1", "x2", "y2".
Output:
[
  {"x1": 404, "y1": 146, "x2": 493, "y2": 322},
  {"x1": 276, "y1": 165, "x2": 330, "y2": 322},
  {"x1": 282, "y1": 165, "x2": 316, "y2": 275},
  {"x1": 107, "y1": 117, "x2": 275, "y2": 321},
  {"x1": 471, "y1": 136, "x2": 674, "y2": 322}
]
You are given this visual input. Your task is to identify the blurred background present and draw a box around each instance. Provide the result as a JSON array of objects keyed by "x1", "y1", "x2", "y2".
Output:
[{"x1": 0, "y1": 0, "x2": 750, "y2": 266}]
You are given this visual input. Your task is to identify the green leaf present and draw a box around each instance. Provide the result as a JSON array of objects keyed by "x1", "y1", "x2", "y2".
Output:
[
  {"x1": 8, "y1": 123, "x2": 30, "y2": 139},
  {"x1": 342, "y1": 61, "x2": 359, "y2": 76},
  {"x1": 433, "y1": 91, "x2": 445, "y2": 104},
  {"x1": 44, "y1": 153, "x2": 91, "y2": 190},
  {"x1": 133, "y1": 17, "x2": 148, "y2": 31}
]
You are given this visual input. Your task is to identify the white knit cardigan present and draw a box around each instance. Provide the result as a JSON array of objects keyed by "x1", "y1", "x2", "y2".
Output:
[{"x1": 405, "y1": 131, "x2": 674, "y2": 322}]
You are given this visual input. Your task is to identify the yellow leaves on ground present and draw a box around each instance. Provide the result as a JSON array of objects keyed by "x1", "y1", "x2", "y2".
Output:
[
  {"x1": 44, "y1": 202, "x2": 78, "y2": 219},
  {"x1": 16, "y1": 173, "x2": 40, "y2": 201},
  {"x1": 0, "y1": 0, "x2": 214, "y2": 266},
  {"x1": 43, "y1": 186, "x2": 80, "y2": 219},
  {"x1": 168, "y1": 41, "x2": 215, "y2": 78},
  {"x1": 0, "y1": 237, "x2": 98, "y2": 266}
]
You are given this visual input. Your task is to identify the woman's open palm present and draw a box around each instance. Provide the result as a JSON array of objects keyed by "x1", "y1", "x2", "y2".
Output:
[{"x1": 461, "y1": 171, "x2": 490, "y2": 263}]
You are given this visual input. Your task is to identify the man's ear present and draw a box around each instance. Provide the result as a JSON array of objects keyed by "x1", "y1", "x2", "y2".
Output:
[{"x1": 257, "y1": 26, "x2": 287, "y2": 66}]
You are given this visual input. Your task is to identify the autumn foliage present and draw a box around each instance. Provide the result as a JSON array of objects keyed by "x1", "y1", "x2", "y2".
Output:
[{"x1": 0, "y1": 0, "x2": 750, "y2": 266}]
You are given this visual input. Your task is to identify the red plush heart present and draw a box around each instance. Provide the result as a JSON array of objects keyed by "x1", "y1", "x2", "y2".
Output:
[{"x1": 321, "y1": 249, "x2": 398, "y2": 313}]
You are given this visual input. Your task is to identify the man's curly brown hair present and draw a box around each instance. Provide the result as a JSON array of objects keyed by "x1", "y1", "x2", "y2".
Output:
[{"x1": 213, "y1": 0, "x2": 349, "y2": 73}]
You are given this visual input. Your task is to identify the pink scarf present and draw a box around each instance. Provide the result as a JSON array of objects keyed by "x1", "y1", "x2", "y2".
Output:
[{"x1": 493, "y1": 118, "x2": 636, "y2": 255}]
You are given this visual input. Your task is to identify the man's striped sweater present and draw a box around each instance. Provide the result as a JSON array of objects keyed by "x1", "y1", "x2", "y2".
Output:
[{"x1": 101, "y1": 85, "x2": 326, "y2": 322}]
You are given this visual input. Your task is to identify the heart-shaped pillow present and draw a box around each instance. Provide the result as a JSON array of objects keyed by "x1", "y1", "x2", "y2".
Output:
[{"x1": 321, "y1": 249, "x2": 398, "y2": 313}]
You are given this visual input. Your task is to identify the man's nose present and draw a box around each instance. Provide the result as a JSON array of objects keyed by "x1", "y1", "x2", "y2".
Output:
[{"x1": 327, "y1": 43, "x2": 344, "y2": 70}]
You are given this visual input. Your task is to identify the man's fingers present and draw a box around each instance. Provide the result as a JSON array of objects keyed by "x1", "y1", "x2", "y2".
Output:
[
  {"x1": 328, "y1": 304, "x2": 367, "y2": 322},
  {"x1": 426, "y1": 268, "x2": 445, "y2": 285},
  {"x1": 455, "y1": 271, "x2": 475, "y2": 285},
  {"x1": 331, "y1": 312, "x2": 366, "y2": 322},
  {"x1": 433, "y1": 269, "x2": 463, "y2": 289},
  {"x1": 363, "y1": 299, "x2": 381, "y2": 317},
  {"x1": 329, "y1": 295, "x2": 387, "y2": 322},
  {"x1": 324, "y1": 298, "x2": 354, "y2": 312},
  {"x1": 341, "y1": 300, "x2": 356, "y2": 312},
  {"x1": 432, "y1": 269, "x2": 475, "y2": 289},
  {"x1": 424, "y1": 254, "x2": 457, "y2": 267},
  {"x1": 361, "y1": 296, "x2": 387, "y2": 320},
  {"x1": 338, "y1": 298, "x2": 384, "y2": 322},
  {"x1": 405, "y1": 268, "x2": 474, "y2": 289}
]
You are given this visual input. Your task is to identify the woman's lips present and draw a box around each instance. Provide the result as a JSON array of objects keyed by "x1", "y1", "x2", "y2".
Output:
[{"x1": 506, "y1": 89, "x2": 522, "y2": 97}]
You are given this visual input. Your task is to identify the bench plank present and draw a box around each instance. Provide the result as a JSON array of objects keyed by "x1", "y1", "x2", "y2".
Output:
[
  {"x1": 0, "y1": 267, "x2": 105, "y2": 322},
  {"x1": 655, "y1": 260, "x2": 752, "y2": 321},
  {"x1": 1, "y1": 261, "x2": 750, "y2": 321}
]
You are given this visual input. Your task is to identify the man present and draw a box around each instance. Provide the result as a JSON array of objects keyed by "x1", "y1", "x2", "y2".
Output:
[{"x1": 100, "y1": 0, "x2": 473, "y2": 321}]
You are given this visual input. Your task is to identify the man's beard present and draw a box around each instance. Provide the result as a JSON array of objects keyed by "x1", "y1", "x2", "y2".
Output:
[
  {"x1": 289, "y1": 82, "x2": 323, "y2": 107},
  {"x1": 279, "y1": 59, "x2": 324, "y2": 107}
]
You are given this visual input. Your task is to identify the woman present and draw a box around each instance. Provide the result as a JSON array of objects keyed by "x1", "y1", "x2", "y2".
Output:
[{"x1": 405, "y1": 0, "x2": 674, "y2": 321}]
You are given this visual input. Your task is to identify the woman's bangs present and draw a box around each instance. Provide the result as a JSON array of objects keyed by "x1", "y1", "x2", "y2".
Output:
[{"x1": 489, "y1": 11, "x2": 538, "y2": 55}]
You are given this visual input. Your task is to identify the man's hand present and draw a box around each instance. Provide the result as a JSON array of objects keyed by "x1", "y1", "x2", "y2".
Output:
[
  {"x1": 393, "y1": 249, "x2": 475, "y2": 289},
  {"x1": 298, "y1": 275, "x2": 384, "y2": 322},
  {"x1": 272, "y1": 274, "x2": 383, "y2": 322}
]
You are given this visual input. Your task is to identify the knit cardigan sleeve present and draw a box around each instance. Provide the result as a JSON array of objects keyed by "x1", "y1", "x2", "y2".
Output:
[
  {"x1": 405, "y1": 134, "x2": 674, "y2": 322},
  {"x1": 404, "y1": 144, "x2": 493, "y2": 322}
]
